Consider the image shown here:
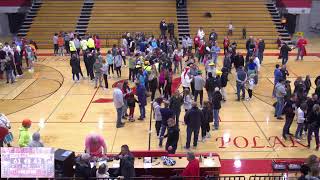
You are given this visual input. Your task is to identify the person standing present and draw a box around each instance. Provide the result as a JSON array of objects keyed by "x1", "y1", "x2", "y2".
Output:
[
  {"x1": 74, "y1": 35, "x2": 81, "y2": 56},
  {"x1": 223, "y1": 36, "x2": 230, "y2": 55},
  {"x1": 53, "y1": 33, "x2": 58, "y2": 56},
  {"x1": 70, "y1": 54, "x2": 80, "y2": 82},
  {"x1": 64, "y1": 32, "x2": 70, "y2": 55},
  {"x1": 242, "y1": 27, "x2": 246, "y2": 39},
  {"x1": 212, "y1": 87, "x2": 222, "y2": 130},
  {"x1": 220, "y1": 67, "x2": 229, "y2": 101},
  {"x1": 18, "y1": 119, "x2": 32, "y2": 147},
  {"x1": 169, "y1": 90, "x2": 183, "y2": 127},
  {"x1": 209, "y1": 29, "x2": 218, "y2": 44},
  {"x1": 159, "y1": 101, "x2": 175, "y2": 147},
  {"x1": 296, "y1": 36, "x2": 307, "y2": 61},
  {"x1": 280, "y1": 42, "x2": 292, "y2": 65},
  {"x1": 275, "y1": 79, "x2": 287, "y2": 120},
  {"x1": 194, "y1": 70, "x2": 205, "y2": 107},
  {"x1": 228, "y1": 22, "x2": 233, "y2": 36},
  {"x1": 205, "y1": 72, "x2": 215, "y2": 102},
  {"x1": 101, "y1": 59, "x2": 109, "y2": 89},
  {"x1": 184, "y1": 102, "x2": 204, "y2": 149},
  {"x1": 159, "y1": 19, "x2": 167, "y2": 38},
  {"x1": 93, "y1": 58, "x2": 103, "y2": 88},
  {"x1": 236, "y1": 66, "x2": 247, "y2": 101},
  {"x1": 282, "y1": 95, "x2": 296, "y2": 140},
  {"x1": 211, "y1": 43, "x2": 221, "y2": 64},
  {"x1": 295, "y1": 103, "x2": 308, "y2": 140},
  {"x1": 258, "y1": 39, "x2": 265, "y2": 64},
  {"x1": 87, "y1": 36, "x2": 95, "y2": 52},
  {"x1": 114, "y1": 51, "x2": 123, "y2": 78},
  {"x1": 165, "y1": 117, "x2": 180, "y2": 154},
  {"x1": 197, "y1": 27, "x2": 205, "y2": 40},
  {"x1": 136, "y1": 82, "x2": 147, "y2": 120},
  {"x1": 113, "y1": 84, "x2": 125, "y2": 128},
  {"x1": 153, "y1": 98, "x2": 163, "y2": 136},
  {"x1": 307, "y1": 104, "x2": 320, "y2": 150}
]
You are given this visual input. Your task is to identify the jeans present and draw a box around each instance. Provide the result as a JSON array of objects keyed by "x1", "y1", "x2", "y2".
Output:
[
  {"x1": 159, "y1": 124, "x2": 167, "y2": 146},
  {"x1": 94, "y1": 74, "x2": 102, "y2": 87},
  {"x1": 236, "y1": 83, "x2": 245, "y2": 100},
  {"x1": 275, "y1": 97, "x2": 284, "y2": 118},
  {"x1": 258, "y1": 51, "x2": 264, "y2": 64},
  {"x1": 296, "y1": 48, "x2": 304, "y2": 60},
  {"x1": 295, "y1": 123, "x2": 304, "y2": 139},
  {"x1": 122, "y1": 100, "x2": 128, "y2": 117},
  {"x1": 6, "y1": 70, "x2": 14, "y2": 83},
  {"x1": 212, "y1": 54, "x2": 218, "y2": 64},
  {"x1": 282, "y1": 57, "x2": 288, "y2": 65},
  {"x1": 174, "y1": 110, "x2": 181, "y2": 127},
  {"x1": 194, "y1": 90, "x2": 203, "y2": 106},
  {"x1": 155, "y1": 121, "x2": 161, "y2": 136},
  {"x1": 207, "y1": 91, "x2": 214, "y2": 102},
  {"x1": 307, "y1": 125, "x2": 319, "y2": 146},
  {"x1": 213, "y1": 109, "x2": 219, "y2": 129},
  {"x1": 116, "y1": 107, "x2": 123, "y2": 127},
  {"x1": 282, "y1": 117, "x2": 294, "y2": 137},
  {"x1": 139, "y1": 105, "x2": 145, "y2": 118},
  {"x1": 186, "y1": 126, "x2": 200, "y2": 148}
]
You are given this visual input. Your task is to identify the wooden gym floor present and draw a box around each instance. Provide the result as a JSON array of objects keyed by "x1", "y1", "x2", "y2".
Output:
[{"x1": 1, "y1": 41, "x2": 320, "y2": 164}]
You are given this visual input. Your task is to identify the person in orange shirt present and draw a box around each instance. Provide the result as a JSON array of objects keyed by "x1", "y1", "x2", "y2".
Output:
[{"x1": 57, "y1": 35, "x2": 65, "y2": 56}]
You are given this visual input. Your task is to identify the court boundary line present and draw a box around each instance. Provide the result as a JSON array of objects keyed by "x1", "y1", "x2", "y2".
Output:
[{"x1": 79, "y1": 87, "x2": 99, "y2": 122}]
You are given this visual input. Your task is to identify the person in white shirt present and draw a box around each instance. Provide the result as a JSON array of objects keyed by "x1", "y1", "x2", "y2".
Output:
[
  {"x1": 197, "y1": 27, "x2": 205, "y2": 40},
  {"x1": 113, "y1": 84, "x2": 124, "y2": 128},
  {"x1": 253, "y1": 56, "x2": 261, "y2": 72},
  {"x1": 186, "y1": 36, "x2": 193, "y2": 55},
  {"x1": 228, "y1": 22, "x2": 233, "y2": 36},
  {"x1": 181, "y1": 67, "x2": 193, "y2": 90},
  {"x1": 295, "y1": 103, "x2": 308, "y2": 140}
]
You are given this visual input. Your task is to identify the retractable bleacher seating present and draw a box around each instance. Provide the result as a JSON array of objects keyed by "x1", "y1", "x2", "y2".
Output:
[
  {"x1": 26, "y1": 0, "x2": 83, "y2": 49},
  {"x1": 187, "y1": 0, "x2": 279, "y2": 48},
  {"x1": 87, "y1": 0, "x2": 178, "y2": 47}
]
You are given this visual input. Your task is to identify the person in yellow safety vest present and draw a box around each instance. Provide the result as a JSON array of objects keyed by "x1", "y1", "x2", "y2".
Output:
[
  {"x1": 144, "y1": 61, "x2": 152, "y2": 72},
  {"x1": 69, "y1": 38, "x2": 77, "y2": 55},
  {"x1": 87, "y1": 36, "x2": 95, "y2": 52}
]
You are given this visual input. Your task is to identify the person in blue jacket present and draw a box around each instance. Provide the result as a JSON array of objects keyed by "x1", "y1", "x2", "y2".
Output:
[{"x1": 136, "y1": 81, "x2": 147, "y2": 120}]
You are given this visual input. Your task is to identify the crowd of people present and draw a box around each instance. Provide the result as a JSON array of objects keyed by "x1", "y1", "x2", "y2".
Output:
[{"x1": 0, "y1": 37, "x2": 38, "y2": 84}]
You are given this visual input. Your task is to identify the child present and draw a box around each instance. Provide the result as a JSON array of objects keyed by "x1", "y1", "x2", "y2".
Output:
[
  {"x1": 101, "y1": 59, "x2": 108, "y2": 89},
  {"x1": 114, "y1": 51, "x2": 123, "y2": 78},
  {"x1": 4, "y1": 56, "x2": 15, "y2": 84},
  {"x1": 19, "y1": 119, "x2": 32, "y2": 147},
  {"x1": 127, "y1": 93, "x2": 139, "y2": 122},
  {"x1": 58, "y1": 35, "x2": 64, "y2": 56},
  {"x1": 183, "y1": 89, "x2": 192, "y2": 112},
  {"x1": 106, "y1": 50, "x2": 114, "y2": 77},
  {"x1": 246, "y1": 74, "x2": 256, "y2": 101},
  {"x1": 93, "y1": 59, "x2": 103, "y2": 88},
  {"x1": 201, "y1": 101, "x2": 211, "y2": 142},
  {"x1": 70, "y1": 54, "x2": 80, "y2": 82},
  {"x1": 295, "y1": 103, "x2": 307, "y2": 140},
  {"x1": 153, "y1": 97, "x2": 163, "y2": 136},
  {"x1": 25, "y1": 44, "x2": 34, "y2": 70}
]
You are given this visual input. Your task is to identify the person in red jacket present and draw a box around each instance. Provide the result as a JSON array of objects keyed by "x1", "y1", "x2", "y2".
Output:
[
  {"x1": 198, "y1": 41, "x2": 206, "y2": 63},
  {"x1": 181, "y1": 152, "x2": 200, "y2": 179},
  {"x1": 223, "y1": 36, "x2": 230, "y2": 55},
  {"x1": 296, "y1": 36, "x2": 307, "y2": 61},
  {"x1": 194, "y1": 35, "x2": 200, "y2": 53}
]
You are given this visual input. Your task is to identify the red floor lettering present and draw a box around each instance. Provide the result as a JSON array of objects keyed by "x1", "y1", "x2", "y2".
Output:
[
  {"x1": 251, "y1": 136, "x2": 266, "y2": 148},
  {"x1": 267, "y1": 136, "x2": 287, "y2": 148},
  {"x1": 233, "y1": 136, "x2": 249, "y2": 148},
  {"x1": 216, "y1": 137, "x2": 231, "y2": 148}
]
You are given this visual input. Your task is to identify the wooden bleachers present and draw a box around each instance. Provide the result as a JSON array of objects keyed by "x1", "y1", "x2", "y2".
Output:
[
  {"x1": 187, "y1": 0, "x2": 279, "y2": 48},
  {"x1": 26, "y1": 0, "x2": 83, "y2": 49},
  {"x1": 87, "y1": 0, "x2": 178, "y2": 47}
]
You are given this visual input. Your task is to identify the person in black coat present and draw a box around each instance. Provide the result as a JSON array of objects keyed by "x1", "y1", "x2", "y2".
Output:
[
  {"x1": 75, "y1": 153, "x2": 95, "y2": 180},
  {"x1": 70, "y1": 54, "x2": 80, "y2": 82},
  {"x1": 13, "y1": 48, "x2": 23, "y2": 76},
  {"x1": 307, "y1": 104, "x2": 320, "y2": 150},
  {"x1": 282, "y1": 95, "x2": 296, "y2": 140},
  {"x1": 280, "y1": 42, "x2": 292, "y2": 65},
  {"x1": 220, "y1": 67, "x2": 229, "y2": 101},
  {"x1": 169, "y1": 90, "x2": 184, "y2": 127},
  {"x1": 233, "y1": 52, "x2": 245, "y2": 70},
  {"x1": 212, "y1": 88, "x2": 222, "y2": 130},
  {"x1": 168, "y1": 22, "x2": 175, "y2": 39},
  {"x1": 115, "y1": 145, "x2": 135, "y2": 179},
  {"x1": 159, "y1": 101, "x2": 175, "y2": 147},
  {"x1": 165, "y1": 117, "x2": 180, "y2": 154},
  {"x1": 258, "y1": 39, "x2": 265, "y2": 64},
  {"x1": 184, "y1": 102, "x2": 204, "y2": 149},
  {"x1": 159, "y1": 19, "x2": 167, "y2": 38},
  {"x1": 205, "y1": 72, "x2": 215, "y2": 102},
  {"x1": 201, "y1": 101, "x2": 211, "y2": 141}
]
